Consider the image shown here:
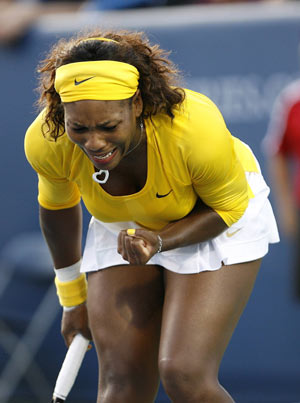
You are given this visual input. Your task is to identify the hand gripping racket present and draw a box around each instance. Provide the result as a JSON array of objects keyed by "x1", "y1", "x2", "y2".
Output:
[{"x1": 51, "y1": 334, "x2": 90, "y2": 402}]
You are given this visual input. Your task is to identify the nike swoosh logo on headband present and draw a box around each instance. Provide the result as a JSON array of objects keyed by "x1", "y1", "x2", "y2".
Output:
[{"x1": 74, "y1": 76, "x2": 95, "y2": 86}]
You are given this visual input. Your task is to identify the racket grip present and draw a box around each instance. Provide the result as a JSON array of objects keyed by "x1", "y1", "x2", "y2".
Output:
[{"x1": 52, "y1": 334, "x2": 90, "y2": 401}]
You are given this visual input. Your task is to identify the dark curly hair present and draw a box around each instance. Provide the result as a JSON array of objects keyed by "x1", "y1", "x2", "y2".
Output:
[{"x1": 36, "y1": 29, "x2": 185, "y2": 140}]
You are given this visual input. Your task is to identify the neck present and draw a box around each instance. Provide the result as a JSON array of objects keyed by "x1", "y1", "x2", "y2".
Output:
[{"x1": 124, "y1": 121, "x2": 145, "y2": 158}]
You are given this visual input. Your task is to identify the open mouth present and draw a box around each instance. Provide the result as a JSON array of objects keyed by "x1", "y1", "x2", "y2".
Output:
[
  {"x1": 93, "y1": 149, "x2": 114, "y2": 160},
  {"x1": 90, "y1": 148, "x2": 117, "y2": 164}
]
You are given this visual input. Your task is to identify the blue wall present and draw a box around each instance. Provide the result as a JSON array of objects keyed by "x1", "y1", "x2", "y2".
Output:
[{"x1": 1, "y1": 4, "x2": 300, "y2": 402}]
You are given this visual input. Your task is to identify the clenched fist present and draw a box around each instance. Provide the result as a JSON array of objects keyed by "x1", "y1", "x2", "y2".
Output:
[{"x1": 118, "y1": 228, "x2": 162, "y2": 265}]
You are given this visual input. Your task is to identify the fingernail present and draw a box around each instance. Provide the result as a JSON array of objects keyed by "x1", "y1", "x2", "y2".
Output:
[{"x1": 127, "y1": 229, "x2": 136, "y2": 236}]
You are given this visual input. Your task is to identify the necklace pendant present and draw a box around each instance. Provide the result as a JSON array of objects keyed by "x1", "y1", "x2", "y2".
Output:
[{"x1": 92, "y1": 170, "x2": 109, "y2": 184}]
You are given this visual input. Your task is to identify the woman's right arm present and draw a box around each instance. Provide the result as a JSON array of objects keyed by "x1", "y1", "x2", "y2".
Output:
[
  {"x1": 39, "y1": 204, "x2": 92, "y2": 345},
  {"x1": 39, "y1": 204, "x2": 82, "y2": 268}
]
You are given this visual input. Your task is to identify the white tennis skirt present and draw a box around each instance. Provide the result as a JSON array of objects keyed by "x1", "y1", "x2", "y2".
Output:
[{"x1": 81, "y1": 171, "x2": 279, "y2": 275}]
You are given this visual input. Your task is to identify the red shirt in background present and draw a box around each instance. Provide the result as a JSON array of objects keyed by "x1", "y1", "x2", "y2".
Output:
[{"x1": 263, "y1": 79, "x2": 300, "y2": 206}]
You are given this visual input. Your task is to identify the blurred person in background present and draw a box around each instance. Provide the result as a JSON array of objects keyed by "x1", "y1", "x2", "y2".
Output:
[
  {"x1": 262, "y1": 77, "x2": 300, "y2": 300},
  {"x1": 25, "y1": 30, "x2": 279, "y2": 402},
  {"x1": 0, "y1": 0, "x2": 168, "y2": 46},
  {"x1": 0, "y1": 0, "x2": 83, "y2": 46}
]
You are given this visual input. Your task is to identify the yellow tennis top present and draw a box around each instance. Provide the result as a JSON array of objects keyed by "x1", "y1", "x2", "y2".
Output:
[{"x1": 24, "y1": 89, "x2": 258, "y2": 230}]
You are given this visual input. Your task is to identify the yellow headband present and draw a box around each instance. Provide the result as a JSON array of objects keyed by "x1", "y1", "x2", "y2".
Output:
[
  {"x1": 54, "y1": 60, "x2": 139, "y2": 102},
  {"x1": 79, "y1": 37, "x2": 119, "y2": 44}
]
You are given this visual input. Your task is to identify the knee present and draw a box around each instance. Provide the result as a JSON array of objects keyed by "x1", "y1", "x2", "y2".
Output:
[
  {"x1": 100, "y1": 368, "x2": 138, "y2": 395},
  {"x1": 159, "y1": 356, "x2": 219, "y2": 401},
  {"x1": 98, "y1": 365, "x2": 156, "y2": 402}
]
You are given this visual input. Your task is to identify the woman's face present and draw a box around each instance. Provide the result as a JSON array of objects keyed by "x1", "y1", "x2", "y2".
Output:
[{"x1": 64, "y1": 92, "x2": 143, "y2": 171}]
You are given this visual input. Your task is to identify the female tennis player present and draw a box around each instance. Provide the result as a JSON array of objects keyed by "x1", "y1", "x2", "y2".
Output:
[{"x1": 25, "y1": 30, "x2": 279, "y2": 402}]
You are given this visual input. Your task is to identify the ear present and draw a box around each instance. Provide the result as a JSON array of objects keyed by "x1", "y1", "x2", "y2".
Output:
[{"x1": 133, "y1": 90, "x2": 143, "y2": 118}]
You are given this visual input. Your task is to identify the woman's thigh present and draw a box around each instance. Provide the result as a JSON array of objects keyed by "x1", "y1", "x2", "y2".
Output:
[
  {"x1": 159, "y1": 259, "x2": 261, "y2": 376},
  {"x1": 87, "y1": 264, "x2": 164, "y2": 397}
]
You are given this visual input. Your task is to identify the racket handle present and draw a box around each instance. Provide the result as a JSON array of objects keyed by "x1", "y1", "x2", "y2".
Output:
[{"x1": 52, "y1": 334, "x2": 89, "y2": 401}]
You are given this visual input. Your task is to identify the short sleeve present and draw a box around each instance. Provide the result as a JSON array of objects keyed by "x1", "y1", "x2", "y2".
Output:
[
  {"x1": 37, "y1": 173, "x2": 81, "y2": 210},
  {"x1": 187, "y1": 113, "x2": 249, "y2": 227},
  {"x1": 24, "y1": 111, "x2": 81, "y2": 210}
]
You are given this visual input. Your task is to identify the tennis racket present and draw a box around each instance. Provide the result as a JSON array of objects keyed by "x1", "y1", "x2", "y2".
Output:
[{"x1": 51, "y1": 333, "x2": 90, "y2": 402}]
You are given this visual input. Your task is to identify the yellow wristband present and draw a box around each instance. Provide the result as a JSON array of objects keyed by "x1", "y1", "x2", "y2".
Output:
[{"x1": 54, "y1": 273, "x2": 87, "y2": 307}]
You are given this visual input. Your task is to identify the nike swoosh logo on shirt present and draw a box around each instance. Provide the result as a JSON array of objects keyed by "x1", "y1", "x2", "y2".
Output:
[
  {"x1": 156, "y1": 189, "x2": 173, "y2": 198},
  {"x1": 226, "y1": 228, "x2": 242, "y2": 238},
  {"x1": 74, "y1": 76, "x2": 95, "y2": 86}
]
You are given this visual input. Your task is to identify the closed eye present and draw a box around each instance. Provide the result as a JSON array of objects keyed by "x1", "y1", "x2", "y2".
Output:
[
  {"x1": 68, "y1": 123, "x2": 118, "y2": 132},
  {"x1": 71, "y1": 126, "x2": 88, "y2": 133},
  {"x1": 98, "y1": 125, "x2": 118, "y2": 132}
]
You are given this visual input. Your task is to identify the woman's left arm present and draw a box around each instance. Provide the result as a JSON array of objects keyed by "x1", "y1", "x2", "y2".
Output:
[
  {"x1": 156, "y1": 198, "x2": 228, "y2": 249},
  {"x1": 118, "y1": 199, "x2": 228, "y2": 265}
]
